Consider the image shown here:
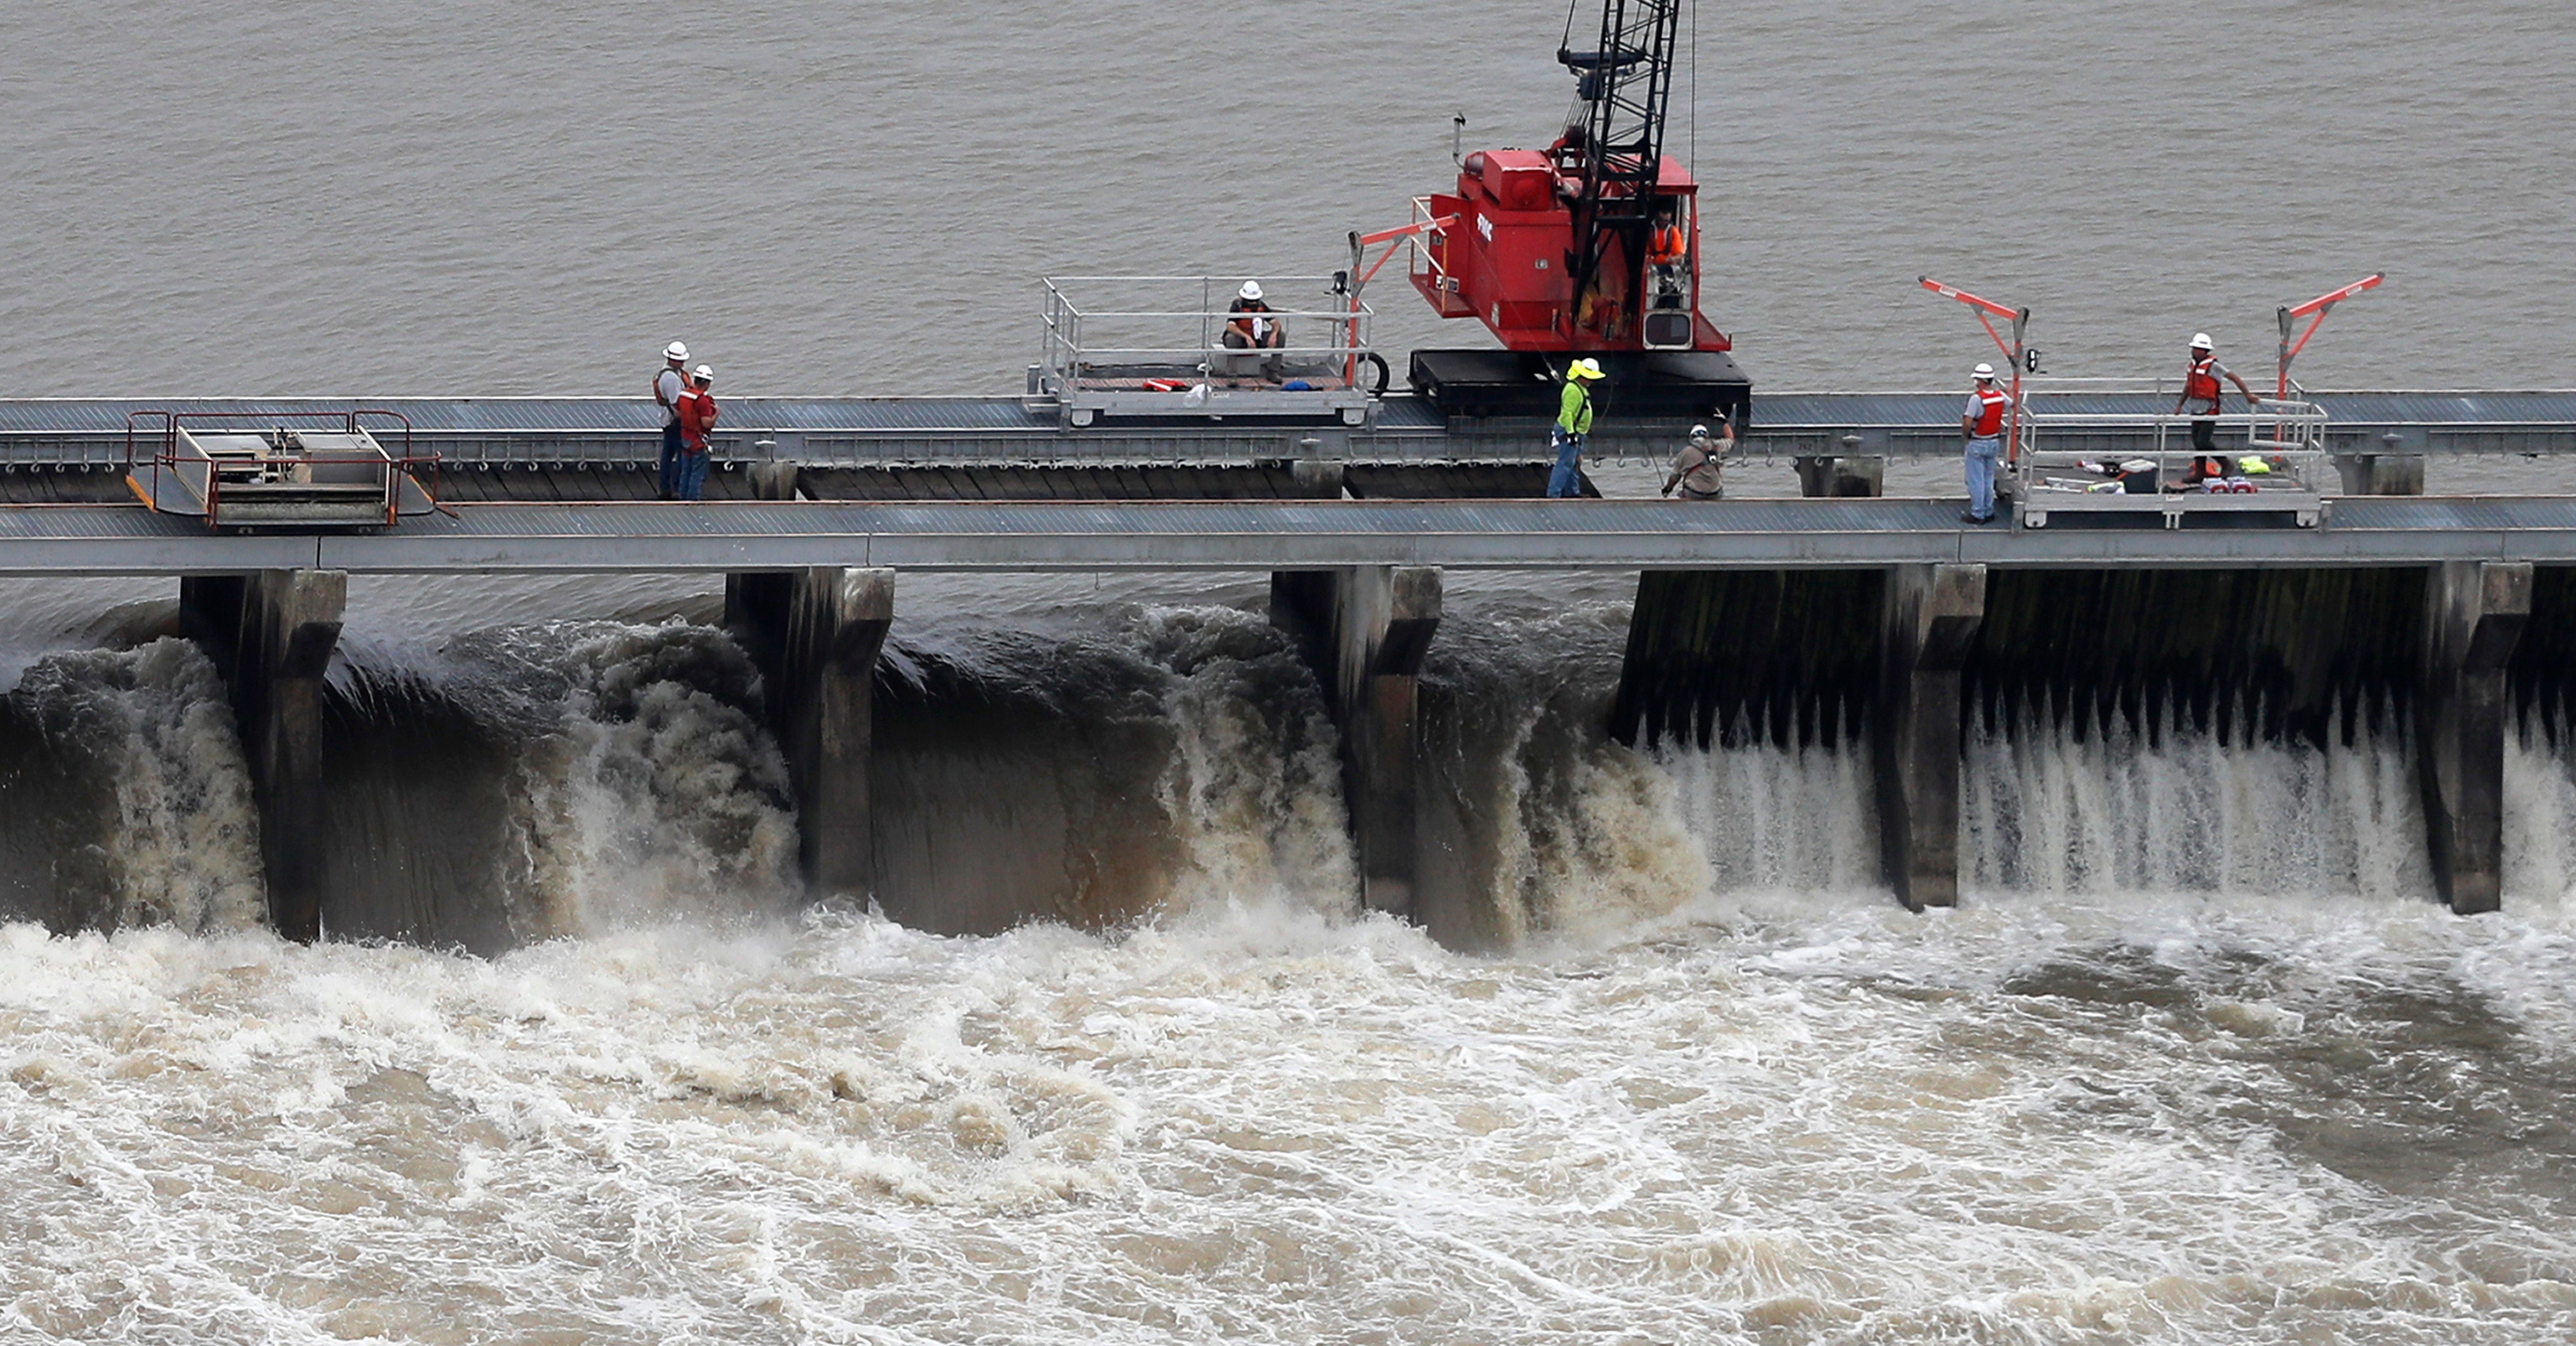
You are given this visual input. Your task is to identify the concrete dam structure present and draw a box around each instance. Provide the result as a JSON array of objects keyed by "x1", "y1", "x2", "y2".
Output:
[{"x1": 2, "y1": 391, "x2": 2572, "y2": 944}]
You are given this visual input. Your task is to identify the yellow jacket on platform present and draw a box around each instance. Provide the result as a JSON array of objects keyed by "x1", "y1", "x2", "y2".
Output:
[{"x1": 1558, "y1": 381, "x2": 1594, "y2": 436}]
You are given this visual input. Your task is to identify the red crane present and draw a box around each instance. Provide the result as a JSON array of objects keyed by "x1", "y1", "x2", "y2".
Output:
[{"x1": 1355, "y1": 0, "x2": 1750, "y2": 422}]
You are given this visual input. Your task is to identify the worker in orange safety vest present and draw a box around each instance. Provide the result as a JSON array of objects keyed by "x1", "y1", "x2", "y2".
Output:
[
  {"x1": 1646, "y1": 209, "x2": 1687, "y2": 305},
  {"x1": 2174, "y1": 332, "x2": 2259, "y2": 480},
  {"x1": 1960, "y1": 363, "x2": 2014, "y2": 525}
]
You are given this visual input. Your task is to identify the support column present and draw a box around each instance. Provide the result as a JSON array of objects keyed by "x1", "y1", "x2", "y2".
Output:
[
  {"x1": 1271, "y1": 566, "x2": 1442, "y2": 916},
  {"x1": 181, "y1": 570, "x2": 347, "y2": 942},
  {"x1": 747, "y1": 460, "x2": 799, "y2": 501},
  {"x1": 2335, "y1": 453, "x2": 2426, "y2": 495},
  {"x1": 1289, "y1": 459, "x2": 1347, "y2": 498},
  {"x1": 727, "y1": 568, "x2": 894, "y2": 898},
  {"x1": 1793, "y1": 455, "x2": 1885, "y2": 497},
  {"x1": 1873, "y1": 563, "x2": 1985, "y2": 911},
  {"x1": 2418, "y1": 560, "x2": 2530, "y2": 914}
]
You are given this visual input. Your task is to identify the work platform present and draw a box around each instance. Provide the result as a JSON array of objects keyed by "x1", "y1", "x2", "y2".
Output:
[
  {"x1": 4, "y1": 391, "x2": 2574, "y2": 473},
  {"x1": 1, "y1": 496, "x2": 2574, "y2": 574}
]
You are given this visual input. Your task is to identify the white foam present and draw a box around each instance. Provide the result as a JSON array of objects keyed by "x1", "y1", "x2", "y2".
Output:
[
  {"x1": 10, "y1": 639, "x2": 266, "y2": 933},
  {"x1": 2504, "y1": 720, "x2": 2576, "y2": 921},
  {"x1": 492, "y1": 622, "x2": 799, "y2": 939},
  {"x1": 1964, "y1": 706, "x2": 2434, "y2": 901},
  {"x1": 1134, "y1": 605, "x2": 1358, "y2": 916},
  {"x1": 3, "y1": 889, "x2": 2571, "y2": 1344}
]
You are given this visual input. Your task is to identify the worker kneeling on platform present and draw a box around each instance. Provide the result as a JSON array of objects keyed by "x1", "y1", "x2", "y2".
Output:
[
  {"x1": 1550, "y1": 358, "x2": 1604, "y2": 498},
  {"x1": 673, "y1": 364, "x2": 719, "y2": 501},
  {"x1": 1960, "y1": 363, "x2": 2011, "y2": 525},
  {"x1": 1661, "y1": 415, "x2": 1731, "y2": 500}
]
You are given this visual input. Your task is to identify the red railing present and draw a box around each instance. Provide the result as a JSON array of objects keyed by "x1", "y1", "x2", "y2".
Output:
[{"x1": 123, "y1": 408, "x2": 435, "y2": 528}]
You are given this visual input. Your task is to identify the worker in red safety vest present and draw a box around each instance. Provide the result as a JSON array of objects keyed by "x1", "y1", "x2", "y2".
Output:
[
  {"x1": 1959, "y1": 363, "x2": 2013, "y2": 525},
  {"x1": 2173, "y1": 332, "x2": 2259, "y2": 480},
  {"x1": 672, "y1": 364, "x2": 719, "y2": 501}
]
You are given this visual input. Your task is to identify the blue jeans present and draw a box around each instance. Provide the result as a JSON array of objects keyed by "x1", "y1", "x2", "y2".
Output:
[
  {"x1": 658, "y1": 422, "x2": 685, "y2": 498},
  {"x1": 1547, "y1": 428, "x2": 1586, "y2": 498},
  {"x1": 1964, "y1": 436, "x2": 2001, "y2": 519},
  {"x1": 673, "y1": 447, "x2": 711, "y2": 501}
]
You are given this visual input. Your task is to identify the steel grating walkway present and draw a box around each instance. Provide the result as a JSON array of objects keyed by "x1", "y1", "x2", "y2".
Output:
[
  {"x1": 0, "y1": 496, "x2": 2572, "y2": 574},
  {"x1": 7, "y1": 390, "x2": 2576, "y2": 471}
]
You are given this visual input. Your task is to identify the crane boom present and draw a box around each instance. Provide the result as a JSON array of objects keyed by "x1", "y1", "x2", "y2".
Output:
[{"x1": 1555, "y1": 0, "x2": 1685, "y2": 344}]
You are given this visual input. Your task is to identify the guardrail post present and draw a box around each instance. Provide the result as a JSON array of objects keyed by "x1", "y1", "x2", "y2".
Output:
[
  {"x1": 1271, "y1": 566, "x2": 1442, "y2": 916},
  {"x1": 1874, "y1": 563, "x2": 1986, "y2": 910},
  {"x1": 726, "y1": 568, "x2": 894, "y2": 898},
  {"x1": 2418, "y1": 561, "x2": 2530, "y2": 914},
  {"x1": 180, "y1": 570, "x2": 347, "y2": 942}
]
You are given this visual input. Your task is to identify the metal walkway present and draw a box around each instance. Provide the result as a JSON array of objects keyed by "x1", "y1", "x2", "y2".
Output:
[
  {"x1": 4, "y1": 391, "x2": 2572, "y2": 471},
  {"x1": 0, "y1": 496, "x2": 2571, "y2": 575}
]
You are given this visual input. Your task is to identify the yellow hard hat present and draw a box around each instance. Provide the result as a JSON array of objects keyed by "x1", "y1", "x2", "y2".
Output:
[{"x1": 1569, "y1": 357, "x2": 1605, "y2": 380}]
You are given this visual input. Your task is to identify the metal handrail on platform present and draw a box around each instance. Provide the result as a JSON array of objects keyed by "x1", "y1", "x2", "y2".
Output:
[
  {"x1": 125, "y1": 409, "x2": 434, "y2": 528},
  {"x1": 2017, "y1": 383, "x2": 2332, "y2": 528},
  {"x1": 1032, "y1": 276, "x2": 1386, "y2": 428}
]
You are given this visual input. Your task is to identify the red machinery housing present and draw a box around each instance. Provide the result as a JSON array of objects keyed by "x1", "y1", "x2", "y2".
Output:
[
  {"x1": 1416, "y1": 149, "x2": 1725, "y2": 355},
  {"x1": 1385, "y1": 0, "x2": 1750, "y2": 422}
]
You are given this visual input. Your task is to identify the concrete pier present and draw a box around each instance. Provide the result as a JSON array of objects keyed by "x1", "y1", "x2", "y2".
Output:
[
  {"x1": 2338, "y1": 452, "x2": 2428, "y2": 496},
  {"x1": 1873, "y1": 564, "x2": 1986, "y2": 910},
  {"x1": 725, "y1": 568, "x2": 895, "y2": 898},
  {"x1": 1271, "y1": 566, "x2": 1442, "y2": 915},
  {"x1": 1794, "y1": 455, "x2": 1886, "y2": 497},
  {"x1": 180, "y1": 569, "x2": 347, "y2": 942},
  {"x1": 2417, "y1": 561, "x2": 2531, "y2": 914}
]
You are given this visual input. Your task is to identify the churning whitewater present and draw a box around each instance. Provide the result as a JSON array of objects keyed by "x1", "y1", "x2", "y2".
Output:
[
  {"x1": 4, "y1": 580, "x2": 2576, "y2": 1343},
  {"x1": 12, "y1": 0, "x2": 2576, "y2": 1339}
]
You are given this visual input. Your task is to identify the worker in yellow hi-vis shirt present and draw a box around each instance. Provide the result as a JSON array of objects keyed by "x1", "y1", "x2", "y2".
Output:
[{"x1": 1549, "y1": 357, "x2": 1604, "y2": 498}]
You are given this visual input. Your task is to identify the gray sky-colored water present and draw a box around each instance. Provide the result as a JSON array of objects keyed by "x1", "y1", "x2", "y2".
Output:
[{"x1": 8, "y1": 1, "x2": 2570, "y2": 398}]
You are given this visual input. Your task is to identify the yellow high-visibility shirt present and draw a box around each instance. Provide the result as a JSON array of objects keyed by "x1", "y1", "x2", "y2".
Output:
[{"x1": 1558, "y1": 381, "x2": 1594, "y2": 436}]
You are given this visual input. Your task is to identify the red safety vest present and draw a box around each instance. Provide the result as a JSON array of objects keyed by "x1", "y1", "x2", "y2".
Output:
[
  {"x1": 1971, "y1": 387, "x2": 2010, "y2": 438},
  {"x1": 2185, "y1": 357, "x2": 2222, "y2": 411},
  {"x1": 677, "y1": 386, "x2": 719, "y2": 449}
]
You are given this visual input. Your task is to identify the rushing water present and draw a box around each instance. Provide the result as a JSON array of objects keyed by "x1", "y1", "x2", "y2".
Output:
[{"x1": 8, "y1": 2, "x2": 2576, "y2": 1342}]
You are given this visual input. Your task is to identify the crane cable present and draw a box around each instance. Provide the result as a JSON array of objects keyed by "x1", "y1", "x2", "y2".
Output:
[{"x1": 1558, "y1": 0, "x2": 1584, "y2": 138}]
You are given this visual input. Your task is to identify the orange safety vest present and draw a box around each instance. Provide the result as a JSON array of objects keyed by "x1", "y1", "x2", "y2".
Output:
[
  {"x1": 1648, "y1": 223, "x2": 1685, "y2": 264},
  {"x1": 2185, "y1": 356, "x2": 2223, "y2": 411},
  {"x1": 1970, "y1": 387, "x2": 2010, "y2": 438}
]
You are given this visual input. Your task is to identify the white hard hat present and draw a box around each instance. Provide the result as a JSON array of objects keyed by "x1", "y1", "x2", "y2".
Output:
[
  {"x1": 1238, "y1": 281, "x2": 1264, "y2": 301},
  {"x1": 1689, "y1": 423, "x2": 1710, "y2": 439},
  {"x1": 2190, "y1": 332, "x2": 2212, "y2": 349},
  {"x1": 693, "y1": 364, "x2": 713, "y2": 382},
  {"x1": 1569, "y1": 357, "x2": 1605, "y2": 380},
  {"x1": 665, "y1": 341, "x2": 689, "y2": 361},
  {"x1": 1972, "y1": 362, "x2": 1995, "y2": 379}
]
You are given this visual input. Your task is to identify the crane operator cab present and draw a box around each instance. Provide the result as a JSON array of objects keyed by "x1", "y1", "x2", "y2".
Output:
[{"x1": 1643, "y1": 198, "x2": 1695, "y2": 338}]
